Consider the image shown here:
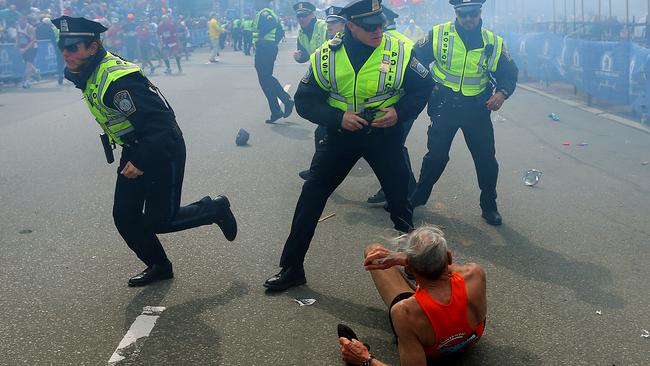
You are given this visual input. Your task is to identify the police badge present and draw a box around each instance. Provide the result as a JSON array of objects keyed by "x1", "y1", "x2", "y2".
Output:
[{"x1": 114, "y1": 90, "x2": 136, "y2": 116}]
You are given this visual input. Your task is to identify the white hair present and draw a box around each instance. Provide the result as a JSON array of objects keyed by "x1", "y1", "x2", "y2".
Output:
[{"x1": 404, "y1": 226, "x2": 449, "y2": 279}]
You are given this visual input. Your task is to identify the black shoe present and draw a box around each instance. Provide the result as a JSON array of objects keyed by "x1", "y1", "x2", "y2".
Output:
[
  {"x1": 283, "y1": 99, "x2": 294, "y2": 118},
  {"x1": 265, "y1": 113, "x2": 283, "y2": 124},
  {"x1": 337, "y1": 324, "x2": 371, "y2": 351},
  {"x1": 481, "y1": 209, "x2": 502, "y2": 226},
  {"x1": 128, "y1": 260, "x2": 173, "y2": 287},
  {"x1": 298, "y1": 169, "x2": 311, "y2": 180},
  {"x1": 263, "y1": 266, "x2": 306, "y2": 291},
  {"x1": 367, "y1": 189, "x2": 386, "y2": 204},
  {"x1": 213, "y1": 196, "x2": 237, "y2": 241}
]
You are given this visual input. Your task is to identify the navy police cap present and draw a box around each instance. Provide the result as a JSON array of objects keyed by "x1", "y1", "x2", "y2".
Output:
[
  {"x1": 382, "y1": 6, "x2": 398, "y2": 21},
  {"x1": 450, "y1": 0, "x2": 486, "y2": 11},
  {"x1": 325, "y1": 6, "x2": 345, "y2": 23},
  {"x1": 342, "y1": 0, "x2": 385, "y2": 25},
  {"x1": 52, "y1": 16, "x2": 108, "y2": 46},
  {"x1": 293, "y1": 2, "x2": 316, "y2": 15}
]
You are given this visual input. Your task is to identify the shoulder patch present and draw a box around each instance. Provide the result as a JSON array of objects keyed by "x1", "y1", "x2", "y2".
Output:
[
  {"x1": 301, "y1": 67, "x2": 312, "y2": 84},
  {"x1": 114, "y1": 90, "x2": 136, "y2": 116},
  {"x1": 410, "y1": 57, "x2": 429, "y2": 78}
]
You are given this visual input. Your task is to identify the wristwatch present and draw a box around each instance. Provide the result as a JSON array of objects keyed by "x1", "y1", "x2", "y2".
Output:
[{"x1": 362, "y1": 355, "x2": 375, "y2": 366}]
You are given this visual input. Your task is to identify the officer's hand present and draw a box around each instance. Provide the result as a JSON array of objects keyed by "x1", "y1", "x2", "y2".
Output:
[
  {"x1": 486, "y1": 91, "x2": 506, "y2": 111},
  {"x1": 341, "y1": 112, "x2": 368, "y2": 132},
  {"x1": 371, "y1": 107, "x2": 398, "y2": 128},
  {"x1": 293, "y1": 50, "x2": 302, "y2": 61},
  {"x1": 121, "y1": 161, "x2": 144, "y2": 179}
]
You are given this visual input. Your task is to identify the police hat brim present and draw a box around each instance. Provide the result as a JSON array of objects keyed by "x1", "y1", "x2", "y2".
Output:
[
  {"x1": 326, "y1": 15, "x2": 346, "y2": 23},
  {"x1": 295, "y1": 9, "x2": 313, "y2": 15},
  {"x1": 352, "y1": 13, "x2": 386, "y2": 26},
  {"x1": 58, "y1": 36, "x2": 96, "y2": 47},
  {"x1": 454, "y1": 3, "x2": 482, "y2": 12}
]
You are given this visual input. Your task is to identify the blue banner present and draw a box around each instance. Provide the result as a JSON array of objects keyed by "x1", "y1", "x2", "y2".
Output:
[
  {"x1": 1, "y1": 40, "x2": 61, "y2": 81},
  {"x1": 188, "y1": 29, "x2": 208, "y2": 47},
  {"x1": 500, "y1": 31, "x2": 650, "y2": 117}
]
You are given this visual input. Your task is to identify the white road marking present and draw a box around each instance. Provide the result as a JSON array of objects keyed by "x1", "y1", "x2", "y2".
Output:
[
  {"x1": 108, "y1": 306, "x2": 166, "y2": 364},
  {"x1": 278, "y1": 84, "x2": 292, "y2": 106}
]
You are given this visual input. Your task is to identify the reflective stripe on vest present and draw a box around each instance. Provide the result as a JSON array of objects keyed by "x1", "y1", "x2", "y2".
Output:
[
  {"x1": 253, "y1": 8, "x2": 279, "y2": 43},
  {"x1": 430, "y1": 21, "x2": 503, "y2": 96},
  {"x1": 386, "y1": 29, "x2": 414, "y2": 47},
  {"x1": 83, "y1": 52, "x2": 142, "y2": 145},
  {"x1": 298, "y1": 19, "x2": 328, "y2": 55},
  {"x1": 310, "y1": 34, "x2": 412, "y2": 113}
]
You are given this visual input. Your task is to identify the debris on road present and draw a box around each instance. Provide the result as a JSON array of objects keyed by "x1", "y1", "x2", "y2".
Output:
[
  {"x1": 294, "y1": 298, "x2": 316, "y2": 306},
  {"x1": 18, "y1": 229, "x2": 32, "y2": 234},
  {"x1": 318, "y1": 213, "x2": 336, "y2": 223},
  {"x1": 562, "y1": 141, "x2": 571, "y2": 146},
  {"x1": 595, "y1": 310, "x2": 602, "y2": 315},
  {"x1": 576, "y1": 142, "x2": 589, "y2": 147},
  {"x1": 642, "y1": 161, "x2": 649, "y2": 166},
  {"x1": 642, "y1": 329, "x2": 649, "y2": 338},
  {"x1": 523, "y1": 169, "x2": 543, "y2": 187},
  {"x1": 235, "y1": 128, "x2": 250, "y2": 146},
  {"x1": 548, "y1": 113, "x2": 560, "y2": 121}
]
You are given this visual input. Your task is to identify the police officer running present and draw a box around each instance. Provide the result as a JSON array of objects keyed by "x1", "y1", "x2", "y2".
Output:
[
  {"x1": 253, "y1": 0, "x2": 294, "y2": 124},
  {"x1": 409, "y1": 0, "x2": 518, "y2": 225},
  {"x1": 53, "y1": 16, "x2": 238, "y2": 286},
  {"x1": 293, "y1": 2, "x2": 328, "y2": 64},
  {"x1": 264, "y1": 0, "x2": 433, "y2": 291}
]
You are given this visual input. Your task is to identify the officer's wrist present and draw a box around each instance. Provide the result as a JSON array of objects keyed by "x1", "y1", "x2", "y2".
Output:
[{"x1": 497, "y1": 89, "x2": 509, "y2": 99}]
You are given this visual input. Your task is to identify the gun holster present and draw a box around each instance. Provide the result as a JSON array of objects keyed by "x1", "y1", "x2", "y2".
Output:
[{"x1": 100, "y1": 133, "x2": 115, "y2": 164}]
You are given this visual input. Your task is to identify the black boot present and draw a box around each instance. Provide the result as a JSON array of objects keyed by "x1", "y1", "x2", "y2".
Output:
[
  {"x1": 367, "y1": 188, "x2": 386, "y2": 204},
  {"x1": 264, "y1": 266, "x2": 306, "y2": 291},
  {"x1": 265, "y1": 112, "x2": 283, "y2": 124},
  {"x1": 128, "y1": 260, "x2": 173, "y2": 287},
  {"x1": 298, "y1": 169, "x2": 311, "y2": 180},
  {"x1": 481, "y1": 209, "x2": 502, "y2": 226},
  {"x1": 283, "y1": 99, "x2": 294, "y2": 118},
  {"x1": 212, "y1": 196, "x2": 237, "y2": 241}
]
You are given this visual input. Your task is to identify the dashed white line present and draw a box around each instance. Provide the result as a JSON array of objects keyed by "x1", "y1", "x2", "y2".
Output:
[{"x1": 108, "y1": 306, "x2": 166, "y2": 364}]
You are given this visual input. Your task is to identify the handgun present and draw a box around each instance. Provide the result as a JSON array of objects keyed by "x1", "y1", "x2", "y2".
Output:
[{"x1": 100, "y1": 133, "x2": 115, "y2": 164}]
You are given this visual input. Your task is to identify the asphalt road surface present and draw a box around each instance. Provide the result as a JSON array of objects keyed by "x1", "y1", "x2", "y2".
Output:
[{"x1": 1, "y1": 41, "x2": 649, "y2": 366}]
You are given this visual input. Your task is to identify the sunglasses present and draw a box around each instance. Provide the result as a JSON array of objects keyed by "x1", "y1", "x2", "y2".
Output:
[
  {"x1": 457, "y1": 10, "x2": 481, "y2": 18},
  {"x1": 354, "y1": 21, "x2": 383, "y2": 32},
  {"x1": 297, "y1": 13, "x2": 310, "y2": 19},
  {"x1": 58, "y1": 41, "x2": 82, "y2": 53}
]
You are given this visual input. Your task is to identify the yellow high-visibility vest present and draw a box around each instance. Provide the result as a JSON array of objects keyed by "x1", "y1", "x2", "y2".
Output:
[
  {"x1": 298, "y1": 19, "x2": 328, "y2": 54},
  {"x1": 430, "y1": 21, "x2": 503, "y2": 96}
]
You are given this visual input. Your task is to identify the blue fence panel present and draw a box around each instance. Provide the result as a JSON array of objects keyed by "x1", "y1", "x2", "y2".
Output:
[
  {"x1": 33, "y1": 40, "x2": 60, "y2": 75},
  {"x1": 0, "y1": 43, "x2": 25, "y2": 81},
  {"x1": 582, "y1": 40, "x2": 630, "y2": 105},
  {"x1": 630, "y1": 43, "x2": 650, "y2": 115},
  {"x1": 188, "y1": 29, "x2": 208, "y2": 47}
]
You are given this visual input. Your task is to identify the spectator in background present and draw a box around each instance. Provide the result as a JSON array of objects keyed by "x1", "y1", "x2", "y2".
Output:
[
  {"x1": 16, "y1": 15, "x2": 37, "y2": 88},
  {"x1": 123, "y1": 13, "x2": 138, "y2": 61},
  {"x1": 104, "y1": 17, "x2": 124, "y2": 55},
  {"x1": 36, "y1": 16, "x2": 64, "y2": 85},
  {"x1": 136, "y1": 18, "x2": 156, "y2": 74},
  {"x1": 207, "y1": 12, "x2": 221, "y2": 63},
  {"x1": 176, "y1": 18, "x2": 190, "y2": 61},
  {"x1": 158, "y1": 14, "x2": 182, "y2": 74}
]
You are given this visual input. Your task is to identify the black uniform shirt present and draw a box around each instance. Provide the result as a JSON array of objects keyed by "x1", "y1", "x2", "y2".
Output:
[
  {"x1": 414, "y1": 20, "x2": 519, "y2": 109},
  {"x1": 66, "y1": 50, "x2": 181, "y2": 172},
  {"x1": 295, "y1": 30, "x2": 434, "y2": 129},
  {"x1": 295, "y1": 17, "x2": 316, "y2": 63}
]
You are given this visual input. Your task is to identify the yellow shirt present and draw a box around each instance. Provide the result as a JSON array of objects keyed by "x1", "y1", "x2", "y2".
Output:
[{"x1": 208, "y1": 18, "x2": 222, "y2": 40}]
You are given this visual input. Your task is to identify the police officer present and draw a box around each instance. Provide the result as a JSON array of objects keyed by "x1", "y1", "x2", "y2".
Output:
[
  {"x1": 293, "y1": 2, "x2": 328, "y2": 64},
  {"x1": 264, "y1": 0, "x2": 433, "y2": 291},
  {"x1": 53, "y1": 16, "x2": 238, "y2": 286},
  {"x1": 366, "y1": 6, "x2": 418, "y2": 205},
  {"x1": 253, "y1": 0, "x2": 294, "y2": 124},
  {"x1": 409, "y1": 0, "x2": 518, "y2": 225},
  {"x1": 297, "y1": 5, "x2": 346, "y2": 181},
  {"x1": 242, "y1": 15, "x2": 254, "y2": 56}
]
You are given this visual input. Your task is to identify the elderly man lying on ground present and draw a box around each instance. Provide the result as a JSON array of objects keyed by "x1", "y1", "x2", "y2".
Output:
[{"x1": 338, "y1": 226, "x2": 487, "y2": 366}]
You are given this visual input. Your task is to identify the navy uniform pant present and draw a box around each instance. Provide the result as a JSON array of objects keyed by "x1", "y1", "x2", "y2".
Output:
[
  {"x1": 113, "y1": 137, "x2": 216, "y2": 266},
  {"x1": 279, "y1": 127, "x2": 414, "y2": 268},
  {"x1": 410, "y1": 105, "x2": 499, "y2": 211},
  {"x1": 254, "y1": 42, "x2": 291, "y2": 116}
]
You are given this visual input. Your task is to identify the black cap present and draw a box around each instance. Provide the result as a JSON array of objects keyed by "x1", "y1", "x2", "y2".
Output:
[
  {"x1": 293, "y1": 2, "x2": 316, "y2": 15},
  {"x1": 382, "y1": 6, "x2": 398, "y2": 21},
  {"x1": 449, "y1": 0, "x2": 485, "y2": 12},
  {"x1": 342, "y1": 0, "x2": 385, "y2": 26},
  {"x1": 325, "y1": 6, "x2": 345, "y2": 23},
  {"x1": 52, "y1": 16, "x2": 107, "y2": 46}
]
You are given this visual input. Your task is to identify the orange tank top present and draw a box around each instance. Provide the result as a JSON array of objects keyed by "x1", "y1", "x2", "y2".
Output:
[{"x1": 414, "y1": 272, "x2": 485, "y2": 359}]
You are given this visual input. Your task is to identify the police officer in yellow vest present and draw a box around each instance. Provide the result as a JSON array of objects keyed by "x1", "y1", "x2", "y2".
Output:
[
  {"x1": 409, "y1": 0, "x2": 518, "y2": 225},
  {"x1": 53, "y1": 16, "x2": 238, "y2": 287},
  {"x1": 366, "y1": 5, "x2": 418, "y2": 205},
  {"x1": 253, "y1": 0, "x2": 294, "y2": 124},
  {"x1": 242, "y1": 16, "x2": 253, "y2": 56},
  {"x1": 264, "y1": 0, "x2": 433, "y2": 291},
  {"x1": 293, "y1": 2, "x2": 328, "y2": 63}
]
